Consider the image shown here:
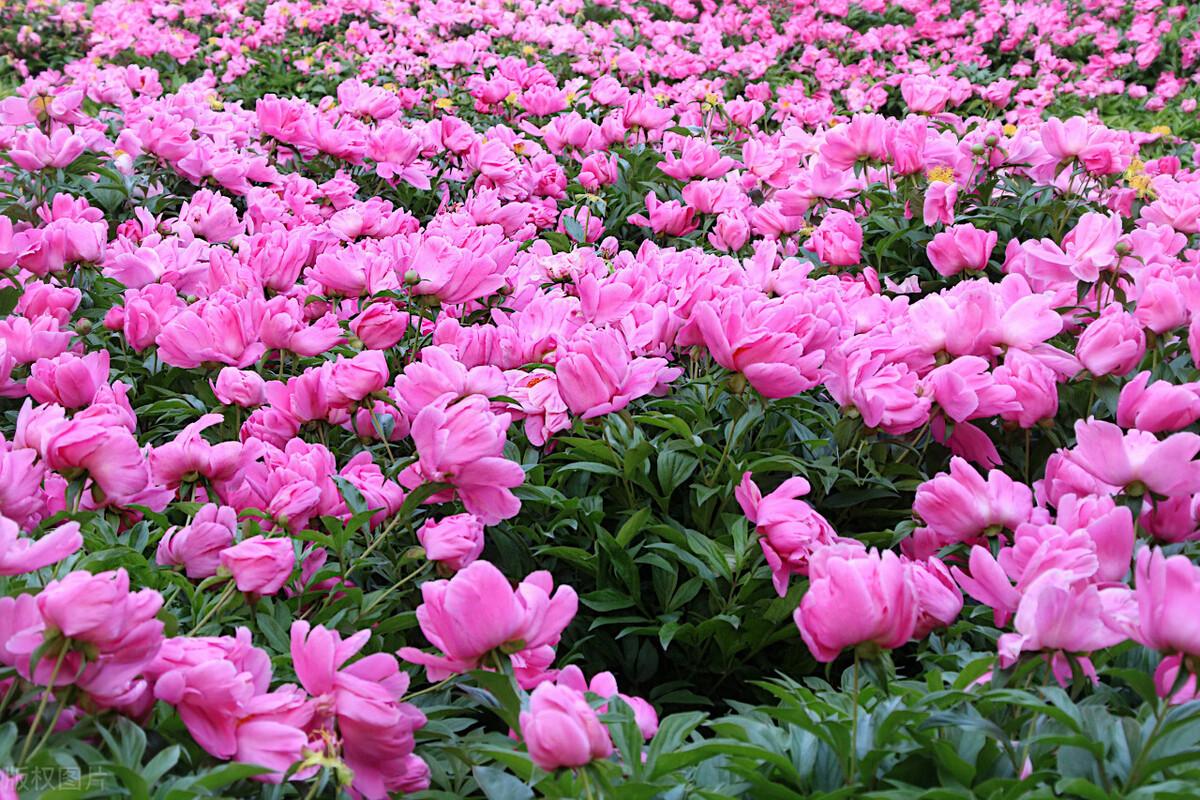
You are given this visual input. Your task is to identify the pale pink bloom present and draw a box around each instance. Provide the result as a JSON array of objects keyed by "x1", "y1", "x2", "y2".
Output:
[
  {"x1": 0, "y1": 444, "x2": 49, "y2": 529},
  {"x1": 553, "y1": 665, "x2": 658, "y2": 739},
  {"x1": 900, "y1": 74, "x2": 951, "y2": 113},
  {"x1": 408, "y1": 232, "x2": 516, "y2": 305},
  {"x1": 908, "y1": 457, "x2": 1033, "y2": 558},
  {"x1": 1021, "y1": 212, "x2": 1123, "y2": 283},
  {"x1": 7, "y1": 127, "x2": 87, "y2": 171},
  {"x1": 1123, "y1": 547, "x2": 1200, "y2": 657},
  {"x1": 906, "y1": 556, "x2": 964, "y2": 638},
  {"x1": 627, "y1": 192, "x2": 698, "y2": 237},
  {"x1": 808, "y1": 209, "x2": 862, "y2": 267},
  {"x1": 920, "y1": 356, "x2": 1019, "y2": 423},
  {"x1": 149, "y1": 414, "x2": 242, "y2": 492},
  {"x1": 330, "y1": 351, "x2": 390, "y2": 405},
  {"x1": 1133, "y1": 277, "x2": 1188, "y2": 335},
  {"x1": 1140, "y1": 495, "x2": 1200, "y2": 544},
  {"x1": 1054, "y1": 494, "x2": 1133, "y2": 583},
  {"x1": 993, "y1": 349, "x2": 1059, "y2": 428},
  {"x1": 659, "y1": 138, "x2": 736, "y2": 181},
  {"x1": 351, "y1": 302, "x2": 410, "y2": 350},
  {"x1": 819, "y1": 114, "x2": 889, "y2": 170},
  {"x1": 291, "y1": 621, "x2": 429, "y2": 797},
  {"x1": 677, "y1": 293, "x2": 833, "y2": 399},
  {"x1": 176, "y1": 189, "x2": 243, "y2": 243},
  {"x1": 213, "y1": 368, "x2": 267, "y2": 408},
  {"x1": 155, "y1": 292, "x2": 266, "y2": 369},
  {"x1": 10, "y1": 569, "x2": 164, "y2": 708},
  {"x1": 923, "y1": 180, "x2": 957, "y2": 226},
  {"x1": 1155, "y1": 654, "x2": 1199, "y2": 705},
  {"x1": 16, "y1": 400, "x2": 167, "y2": 510},
  {"x1": 1076, "y1": 306, "x2": 1145, "y2": 377},
  {"x1": 996, "y1": 570, "x2": 1127, "y2": 685},
  {"x1": 825, "y1": 346, "x2": 930, "y2": 434},
  {"x1": 506, "y1": 369, "x2": 571, "y2": 447},
  {"x1": 951, "y1": 522, "x2": 1099, "y2": 628},
  {"x1": 1041, "y1": 116, "x2": 1091, "y2": 163},
  {"x1": 392, "y1": 345, "x2": 505, "y2": 420}
]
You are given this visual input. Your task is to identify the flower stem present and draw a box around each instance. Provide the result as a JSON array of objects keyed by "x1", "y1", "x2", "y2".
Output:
[
  {"x1": 580, "y1": 766, "x2": 597, "y2": 800},
  {"x1": 849, "y1": 653, "x2": 860, "y2": 786},
  {"x1": 369, "y1": 408, "x2": 396, "y2": 462},
  {"x1": 0, "y1": 672, "x2": 17, "y2": 720},
  {"x1": 402, "y1": 675, "x2": 454, "y2": 703},
  {"x1": 18, "y1": 646, "x2": 69, "y2": 765},
  {"x1": 190, "y1": 581, "x2": 238, "y2": 634},
  {"x1": 1127, "y1": 697, "x2": 1170, "y2": 788},
  {"x1": 357, "y1": 514, "x2": 404, "y2": 565},
  {"x1": 301, "y1": 769, "x2": 324, "y2": 800},
  {"x1": 25, "y1": 685, "x2": 74, "y2": 765},
  {"x1": 359, "y1": 563, "x2": 431, "y2": 620}
]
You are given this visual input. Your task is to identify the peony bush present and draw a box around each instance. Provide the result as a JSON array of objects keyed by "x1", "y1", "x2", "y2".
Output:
[{"x1": 3, "y1": 0, "x2": 1200, "y2": 797}]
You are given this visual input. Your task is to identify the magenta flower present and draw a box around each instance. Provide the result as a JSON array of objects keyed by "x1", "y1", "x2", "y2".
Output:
[
  {"x1": 794, "y1": 546, "x2": 919, "y2": 662},
  {"x1": 735, "y1": 472, "x2": 838, "y2": 596},
  {"x1": 556, "y1": 326, "x2": 679, "y2": 420},
  {"x1": 519, "y1": 682, "x2": 613, "y2": 771},
  {"x1": 398, "y1": 395, "x2": 526, "y2": 525},
  {"x1": 398, "y1": 560, "x2": 577, "y2": 685},
  {"x1": 219, "y1": 536, "x2": 295, "y2": 596},
  {"x1": 1069, "y1": 419, "x2": 1200, "y2": 498}
]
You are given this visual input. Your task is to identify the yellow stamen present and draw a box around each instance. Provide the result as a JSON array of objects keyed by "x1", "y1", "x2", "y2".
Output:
[{"x1": 926, "y1": 166, "x2": 955, "y2": 184}]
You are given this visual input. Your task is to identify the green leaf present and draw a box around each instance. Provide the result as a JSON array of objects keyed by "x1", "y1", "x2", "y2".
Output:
[
  {"x1": 473, "y1": 765, "x2": 534, "y2": 800},
  {"x1": 194, "y1": 762, "x2": 273, "y2": 789},
  {"x1": 333, "y1": 476, "x2": 371, "y2": 516},
  {"x1": 0, "y1": 286, "x2": 20, "y2": 317},
  {"x1": 562, "y1": 213, "x2": 586, "y2": 243},
  {"x1": 657, "y1": 450, "x2": 698, "y2": 498},
  {"x1": 102, "y1": 764, "x2": 150, "y2": 800},
  {"x1": 581, "y1": 588, "x2": 635, "y2": 612},
  {"x1": 1054, "y1": 777, "x2": 1111, "y2": 800},
  {"x1": 557, "y1": 461, "x2": 623, "y2": 477},
  {"x1": 466, "y1": 669, "x2": 525, "y2": 731},
  {"x1": 646, "y1": 711, "x2": 706, "y2": 774},
  {"x1": 614, "y1": 513, "x2": 652, "y2": 551}
]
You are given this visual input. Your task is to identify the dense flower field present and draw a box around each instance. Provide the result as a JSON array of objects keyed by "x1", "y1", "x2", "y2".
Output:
[{"x1": 3, "y1": 0, "x2": 1200, "y2": 796}]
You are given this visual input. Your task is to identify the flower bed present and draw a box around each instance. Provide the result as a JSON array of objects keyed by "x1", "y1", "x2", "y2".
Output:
[{"x1": 2, "y1": 0, "x2": 1200, "y2": 797}]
